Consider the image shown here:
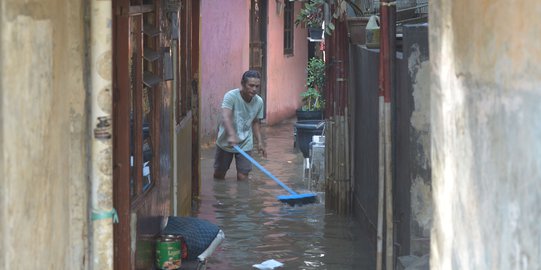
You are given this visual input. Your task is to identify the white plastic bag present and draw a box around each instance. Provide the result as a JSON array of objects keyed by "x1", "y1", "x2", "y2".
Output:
[{"x1": 252, "y1": 259, "x2": 284, "y2": 269}]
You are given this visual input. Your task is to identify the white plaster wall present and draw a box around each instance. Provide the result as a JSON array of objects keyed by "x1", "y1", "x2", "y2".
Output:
[
  {"x1": 430, "y1": 1, "x2": 541, "y2": 269},
  {"x1": 0, "y1": 1, "x2": 89, "y2": 269}
]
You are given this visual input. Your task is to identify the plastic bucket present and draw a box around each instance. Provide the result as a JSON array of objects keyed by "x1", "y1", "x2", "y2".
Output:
[{"x1": 294, "y1": 120, "x2": 325, "y2": 158}]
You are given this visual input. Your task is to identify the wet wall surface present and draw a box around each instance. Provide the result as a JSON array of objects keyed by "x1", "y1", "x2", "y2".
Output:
[{"x1": 194, "y1": 119, "x2": 375, "y2": 269}]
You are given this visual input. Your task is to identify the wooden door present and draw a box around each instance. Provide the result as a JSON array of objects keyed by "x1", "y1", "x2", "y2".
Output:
[{"x1": 250, "y1": 0, "x2": 268, "y2": 117}]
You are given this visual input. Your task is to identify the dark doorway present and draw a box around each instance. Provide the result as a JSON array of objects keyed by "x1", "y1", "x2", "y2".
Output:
[{"x1": 249, "y1": 0, "x2": 268, "y2": 118}]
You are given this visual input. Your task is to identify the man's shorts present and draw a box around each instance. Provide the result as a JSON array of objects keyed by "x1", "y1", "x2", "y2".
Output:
[{"x1": 214, "y1": 146, "x2": 252, "y2": 174}]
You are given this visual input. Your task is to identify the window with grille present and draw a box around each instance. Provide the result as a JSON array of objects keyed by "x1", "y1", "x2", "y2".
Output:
[
  {"x1": 128, "y1": 0, "x2": 160, "y2": 199},
  {"x1": 284, "y1": 1, "x2": 294, "y2": 55}
]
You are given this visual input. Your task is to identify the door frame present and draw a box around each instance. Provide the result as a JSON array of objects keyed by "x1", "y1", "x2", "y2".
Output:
[{"x1": 113, "y1": 0, "x2": 131, "y2": 268}]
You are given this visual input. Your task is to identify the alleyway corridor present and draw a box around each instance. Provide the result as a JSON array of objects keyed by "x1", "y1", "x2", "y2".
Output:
[{"x1": 193, "y1": 118, "x2": 375, "y2": 269}]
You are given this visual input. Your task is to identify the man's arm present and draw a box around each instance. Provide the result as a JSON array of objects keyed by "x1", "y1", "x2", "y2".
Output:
[
  {"x1": 252, "y1": 119, "x2": 266, "y2": 158},
  {"x1": 222, "y1": 108, "x2": 238, "y2": 145}
]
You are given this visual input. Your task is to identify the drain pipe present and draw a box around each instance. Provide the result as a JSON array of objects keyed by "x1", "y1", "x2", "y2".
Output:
[{"x1": 88, "y1": 0, "x2": 114, "y2": 269}]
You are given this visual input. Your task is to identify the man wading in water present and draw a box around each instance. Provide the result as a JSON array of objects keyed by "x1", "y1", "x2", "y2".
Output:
[{"x1": 213, "y1": 70, "x2": 267, "y2": 180}]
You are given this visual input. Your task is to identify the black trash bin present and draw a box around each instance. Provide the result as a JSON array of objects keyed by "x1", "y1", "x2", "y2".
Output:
[{"x1": 294, "y1": 120, "x2": 325, "y2": 158}]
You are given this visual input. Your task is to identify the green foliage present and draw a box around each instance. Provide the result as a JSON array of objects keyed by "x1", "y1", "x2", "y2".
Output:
[
  {"x1": 306, "y1": 57, "x2": 326, "y2": 91},
  {"x1": 301, "y1": 57, "x2": 326, "y2": 111},
  {"x1": 301, "y1": 87, "x2": 324, "y2": 111},
  {"x1": 294, "y1": 0, "x2": 325, "y2": 28}
]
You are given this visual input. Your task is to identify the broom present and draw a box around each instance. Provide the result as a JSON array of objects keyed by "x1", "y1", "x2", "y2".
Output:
[{"x1": 233, "y1": 145, "x2": 317, "y2": 206}]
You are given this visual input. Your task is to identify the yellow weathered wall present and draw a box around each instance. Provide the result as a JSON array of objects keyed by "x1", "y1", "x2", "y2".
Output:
[
  {"x1": 0, "y1": 1, "x2": 88, "y2": 269},
  {"x1": 431, "y1": 1, "x2": 541, "y2": 269},
  {"x1": 176, "y1": 116, "x2": 193, "y2": 216}
]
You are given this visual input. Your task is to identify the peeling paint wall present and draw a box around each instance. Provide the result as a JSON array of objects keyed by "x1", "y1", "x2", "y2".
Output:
[
  {"x1": 0, "y1": 0, "x2": 89, "y2": 269},
  {"x1": 408, "y1": 38, "x2": 432, "y2": 254},
  {"x1": 394, "y1": 24, "x2": 432, "y2": 257},
  {"x1": 430, "y1": 1, "x2": 541, "y2": 269}
]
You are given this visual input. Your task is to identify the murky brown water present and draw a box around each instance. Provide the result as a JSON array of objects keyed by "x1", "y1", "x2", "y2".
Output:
[{"x1": 195, "y1": 119, "x2": 374, "y2": 270}]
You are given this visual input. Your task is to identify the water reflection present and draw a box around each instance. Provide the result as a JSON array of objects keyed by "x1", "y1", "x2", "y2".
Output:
[{"x1": 195, "y1": 119, "x2": 374, "y2": 269}]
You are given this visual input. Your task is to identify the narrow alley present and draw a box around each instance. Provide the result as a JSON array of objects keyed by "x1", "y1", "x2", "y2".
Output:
[
  {"x1": 3, "y1": 1, "x2": 541, "y2": 270},
  {"x1": 194, "y1": 119, "x2": 375, "y2": 269}
]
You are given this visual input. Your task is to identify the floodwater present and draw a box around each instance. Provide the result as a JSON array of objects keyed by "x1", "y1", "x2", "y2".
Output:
[{"x1": 194, "y1": 119, "x2": 375, "y2": 270}]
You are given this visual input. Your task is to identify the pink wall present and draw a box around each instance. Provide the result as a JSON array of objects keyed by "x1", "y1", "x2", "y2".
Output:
[
  {"x1": 200, "y1": 0, "x2": 250, "y2": 143},
  {"x1": 265, "y1": 2, "x2": 308, "y2": 125},
  {"x1": 199, "y1": 1, "x2": 309, "y2": 142}
]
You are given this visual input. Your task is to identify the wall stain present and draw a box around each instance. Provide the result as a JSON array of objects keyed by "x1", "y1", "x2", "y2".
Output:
[
  {"x1": 97, "y1": 146, "x2": 112, "y2": 176},
  {"x1": 5, "y1": 3, "x2": 49, "y2": 21},
  {"x1": 97, "y1": 50, "x2": 112, "y2": 81},
  {"x1": 411, "y1": 176, "x2": 432, "y2": 234},
  {"x1": 98, "y1": 86, "x2": 112, "y2": 114}
]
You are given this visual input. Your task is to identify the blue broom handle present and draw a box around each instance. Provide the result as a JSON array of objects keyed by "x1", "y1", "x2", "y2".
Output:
[{"x1": 233, "y1": 145, "x2": 298, "y2": 195}]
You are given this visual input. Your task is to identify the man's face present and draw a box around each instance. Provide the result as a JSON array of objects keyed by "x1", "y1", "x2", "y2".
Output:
[{"x1": 241, "y1": 78, "x2": 261, "y2": 100}]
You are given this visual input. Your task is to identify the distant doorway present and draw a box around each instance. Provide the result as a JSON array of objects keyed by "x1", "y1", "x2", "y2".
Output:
[{"x1": 249, "y1": 0, "x2": 268, "y2": 118}]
